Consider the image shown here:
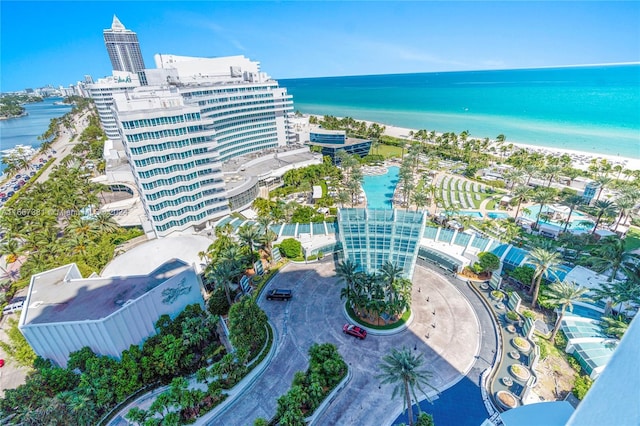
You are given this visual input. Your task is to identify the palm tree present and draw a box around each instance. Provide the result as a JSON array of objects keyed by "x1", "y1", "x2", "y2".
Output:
[
  {"x1": 559, "y1": 194, "x2": 583, "y2": 233},
  {"x1": 531, "y1": 187, "x2": 557, "y2": 228},
  {"x1": 543, "y1": 163, "x2": 563, "y2": 187},
  {"x1": 587, "y1": 237, "x2": 638, "y2": 282},
  {"x1": 593, "y1": 279, "x2": 640, "y2": 316},
  {"x1": 594, "y1": 175, "x2": 612, "y2": 202},
  {"x1": 543, "y1": 280, "x2": 592, "y2": 341},
  {"x1": 237, "y1": 223, "x2": 261, "y2": 262},
  {"x1": 337, "y1": 258, "x2": 360, "y2": 290},
  {"x1": 600, "y1": 315, "x2": 630, "y2": 339},
  {"x1": 92, "y1": 211, "x2": 120, "y2": 233},
  {"x1": 511, "y1": 185, "x2": 532, "y2": 218},
  {"x1": 411, "y1": 190, "x2": 429, "y2": 212},
  {"x1": 590, "y1": 199, "x2": 617, "y2": 234},
  {"x1": 526, "y1": 247, "x2": 562, "y2": 309},
  {"x1": 0, "y1": 238, "x2": 25, "y2": 265},
  {"x1": 613, "y1": 193, "x2": 636, "y2": 231},
  {"x1": 206, "y1": 262, "x2": 238, "y2": 305},
  {"x1": 379, "y1": 261, "x2": 403, "y2": 288},
  {"x1": 376, "y1": 348, "x2": 438, "y2": 426}
]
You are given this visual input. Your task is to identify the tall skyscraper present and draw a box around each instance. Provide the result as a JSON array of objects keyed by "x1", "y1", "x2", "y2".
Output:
[{"x1": 103, "y1": 15, "x2": 146, "y2": 75}]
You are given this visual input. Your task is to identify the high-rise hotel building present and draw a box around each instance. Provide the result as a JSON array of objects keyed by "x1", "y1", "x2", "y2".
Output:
[
  {"x1": 103, "y1": 15, "x2": 147, "y2": 85},
  {"x1": 112, "y1": 54, "x2": 294, "y2": 236}
]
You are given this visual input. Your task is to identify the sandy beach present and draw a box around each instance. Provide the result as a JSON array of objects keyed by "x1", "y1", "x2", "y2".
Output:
[
  {"x1": 309, "y1": 114, "x2": 640, "y2": 171},
  {"x1": 371, "y1": 121, "x2": 640, "y2": 171}
]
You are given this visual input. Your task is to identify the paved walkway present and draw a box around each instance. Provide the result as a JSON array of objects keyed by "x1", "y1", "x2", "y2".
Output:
[{"x1": 206, "y1": 258, "x2": 484, "y2": 425}]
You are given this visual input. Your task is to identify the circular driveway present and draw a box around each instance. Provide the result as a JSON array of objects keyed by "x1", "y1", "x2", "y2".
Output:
[{"x1": 207, "y1": 259, "x2": 482, "y2": 425}]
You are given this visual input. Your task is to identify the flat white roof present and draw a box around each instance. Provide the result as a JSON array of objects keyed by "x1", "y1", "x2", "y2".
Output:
[
  {"x1": 565, "y1": 265, "x2": 614, "y2": 291},
  {"x1": 101, "y1": 234, "x2": 212, "y2": 276}
]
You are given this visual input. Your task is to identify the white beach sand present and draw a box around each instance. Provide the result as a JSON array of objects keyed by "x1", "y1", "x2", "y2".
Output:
[{"x1": 356, "y1": 118, "x2": 640, "y2": 171}]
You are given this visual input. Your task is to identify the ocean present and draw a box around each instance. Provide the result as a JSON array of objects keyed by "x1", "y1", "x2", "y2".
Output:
[
  {"x1": 0, "y1": 97, "x2": 72, "y2": 174},
  {"x1": 281, "y1": 64, "x2": 640, "y2": 159}
]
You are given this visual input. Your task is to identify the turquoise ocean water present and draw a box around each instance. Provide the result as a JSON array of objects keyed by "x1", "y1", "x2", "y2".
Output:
[
  {"x1": 282, "y1": 65, "x2": 640, "y2": 159},
  {"x1": 0, "y1": 98, "x2": 72, "y2": 174}
]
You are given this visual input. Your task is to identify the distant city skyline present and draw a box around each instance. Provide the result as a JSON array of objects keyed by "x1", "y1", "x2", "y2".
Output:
[{"x1": 1, "y1": 1, "x2": 639, "y2": 92}]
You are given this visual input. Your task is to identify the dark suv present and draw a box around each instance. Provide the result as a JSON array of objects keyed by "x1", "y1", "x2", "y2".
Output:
[{"x1": 266, "y1": 289, "x2": 292, "y2": 301}]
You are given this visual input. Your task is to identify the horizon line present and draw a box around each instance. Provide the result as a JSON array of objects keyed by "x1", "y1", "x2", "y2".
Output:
[{"x1": 278, "y1": 61, "x2": 640, "y2": 80}]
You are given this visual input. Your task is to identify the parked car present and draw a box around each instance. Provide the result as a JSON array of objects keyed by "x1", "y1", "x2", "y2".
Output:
[
  {"x1": 3, "y1": 301, "x2": 24, "y2": 315},
  {"x1": 343, "y1": 323, "x2": 367, "y2": 340},
  {"x1": 266, "y1": 288, "x2": 292, "y2": 301},
  {"x1": 0, "y1": 359, "x2": 4, "y2": 368}
]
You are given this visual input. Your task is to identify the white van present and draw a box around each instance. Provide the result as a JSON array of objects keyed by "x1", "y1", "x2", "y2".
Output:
[{"x1": 3, "y1": 301, "x2": 24, "y2": 315}]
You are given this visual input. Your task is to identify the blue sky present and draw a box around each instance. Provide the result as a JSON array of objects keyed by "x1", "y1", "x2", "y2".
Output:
[{"x1": 1, "y1": 1, "x2": 639, "y2": 92}]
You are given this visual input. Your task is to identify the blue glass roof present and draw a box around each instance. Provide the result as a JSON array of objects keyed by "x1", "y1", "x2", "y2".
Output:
[
  {"x1": 491, "y1": 244, "x2": 511, "y2": 258},
  {"x1": 503, "y1": 246, "x2": 528, "y2": 267}
]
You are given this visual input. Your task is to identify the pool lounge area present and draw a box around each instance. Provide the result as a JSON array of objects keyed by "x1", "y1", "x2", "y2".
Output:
[{"x1": 523, "y1": 204, "x2": 594, "y2": 232}]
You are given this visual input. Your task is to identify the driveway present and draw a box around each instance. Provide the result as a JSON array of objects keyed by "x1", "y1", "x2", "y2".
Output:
[{"x1": 206, "y1": 259, "x2": 482, "y2": 425}]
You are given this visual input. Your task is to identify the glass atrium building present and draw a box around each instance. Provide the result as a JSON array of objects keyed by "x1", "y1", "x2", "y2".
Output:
[{"x1": 338, "y1": 208, "x2": 426, "y2": 278}]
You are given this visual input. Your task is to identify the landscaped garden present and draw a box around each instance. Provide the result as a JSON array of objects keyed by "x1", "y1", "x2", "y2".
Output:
[{"x1": 337, "y1": 259, "x2": 413, "y2": 327}]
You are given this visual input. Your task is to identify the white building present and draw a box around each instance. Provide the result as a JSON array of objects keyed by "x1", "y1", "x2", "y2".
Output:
[
  {"x1": 111, "y1": 54, "x2": 295, "y2": 236},
  {"x1": 19, "y1": 259, "x2": 204, "y2": 368},
  {"x1": 113, "y1": 87, "x2": 229, "y2": 237},
  {"x1": 87, "y1": 71, "x2": 141, "y2": 146}
]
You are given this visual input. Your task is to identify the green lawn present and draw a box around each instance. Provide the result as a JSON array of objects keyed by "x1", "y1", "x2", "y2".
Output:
[
  {"x1": 376, "y1": 144, "x2": 403, "y2": 158},
  {"x1": 486, "y1": 198, "x2": 498, "y2": 210},
  {"x1": 625, "y1": 226, "x2": 640, "y2": 252}
]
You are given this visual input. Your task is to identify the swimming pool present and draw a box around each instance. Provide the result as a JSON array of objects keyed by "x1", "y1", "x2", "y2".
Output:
[
  {"x1": 362, "y1": 166, "x2": 399, "y2": 209},
  {"x1": 565, "y1": 303, "x2": 604, "y2": 321},
  {"x1": 487, "y1": 212, "x2": 509, "y2": 219},
  {"x1": 458, "y1": 211, "x2": 484, "y2": 218},
  {"x1": 524, "y1": 205, "x2": 594, "y2": 231}
]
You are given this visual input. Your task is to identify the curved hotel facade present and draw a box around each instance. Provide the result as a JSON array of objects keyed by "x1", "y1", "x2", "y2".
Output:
[{"x1": 112, "y1": 54, "x2": 294, "y2": 237}]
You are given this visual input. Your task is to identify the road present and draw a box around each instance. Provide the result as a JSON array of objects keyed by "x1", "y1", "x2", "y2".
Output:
[{"x1": 204, "y1": 259, "x2": 482, "y2": 425}]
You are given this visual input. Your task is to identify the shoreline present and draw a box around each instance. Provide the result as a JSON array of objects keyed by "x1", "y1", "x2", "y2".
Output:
[
  {"x1": 310, "y1": 114, "x2": 640, "y2": 171},
  {"x1": 0, "y1": 112, "x2": 29, "y2": 121}
]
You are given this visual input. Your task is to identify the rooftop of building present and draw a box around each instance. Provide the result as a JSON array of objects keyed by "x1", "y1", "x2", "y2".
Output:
[
  {"x1": 221, "y1": 145, "x2": 322, "y2": 195},
  {"x1": 22, "y1": 259, "x2": 190, "y2": 325},
  {"x1": 101, "y1": 234, "x2": 212, "y2": 276},
  {"x1": 308, "y1": 137, "x2": 372, "y2": 147}
]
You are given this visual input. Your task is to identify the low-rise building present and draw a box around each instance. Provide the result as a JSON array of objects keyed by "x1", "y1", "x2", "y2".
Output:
[
  {"x1": 308, "y1": 127, "x2": 372, "y2": 163},
  {"x1": 19, "y1": 259, "x2": 204, "y2": 367}
]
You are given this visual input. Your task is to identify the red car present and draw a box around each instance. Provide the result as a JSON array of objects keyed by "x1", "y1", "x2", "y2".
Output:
[
  {"x1": 343, "y1": 323, "x2": 367, "y2": 340},
  {"x1": 0, "y1": 359, "x2": 4, "y2": 367}
]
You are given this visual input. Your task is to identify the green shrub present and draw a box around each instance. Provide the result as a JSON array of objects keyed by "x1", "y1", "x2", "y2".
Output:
[
  {"x1": 279, "y1": 238, "x2": 302, "y2": 258},
  {"x1": 416, "y1": 413, "x2": 435, "y2": 426},
  {"x1": 491, "y1": 290, "x2": 503, "y2": 299},
  {"x1": 506, "y1": 311, "x2": 519, "y2": 321},
  {"x1": 207, "y1": 288, "x2": 230, "y2": 316},
  {"x1": 522, "y1": 310, "x2": 536, "y2": 320},
  {"x1": 555, "y1": 330, "x2": 568, "y2": 349},
  {"x1": 509, "y1": 265, "x2": 535, "y2": 287},
  {"x1": 567, "y1": 355, "x2": 582, "y2": 372},
  {"x1": 539, "y1": 340, "x2": 549, "y2": 359},
  {"x1": 572, "y1": 374, "x2": 593, "y2": 400},
  {"x1": 307, "y1": 254, "x2": 318, "y2": 261},
  {"x1": 476, "y1": 251, "x2": 501, "y2": 273},
  {"x1": 329, "y1": 207, "x2": 338, "y2": 215}
]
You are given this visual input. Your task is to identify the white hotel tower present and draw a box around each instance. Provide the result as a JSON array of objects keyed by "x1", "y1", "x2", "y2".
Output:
[{"x1": 112, "y1": 54, "x2": 294, "y2": 236}]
